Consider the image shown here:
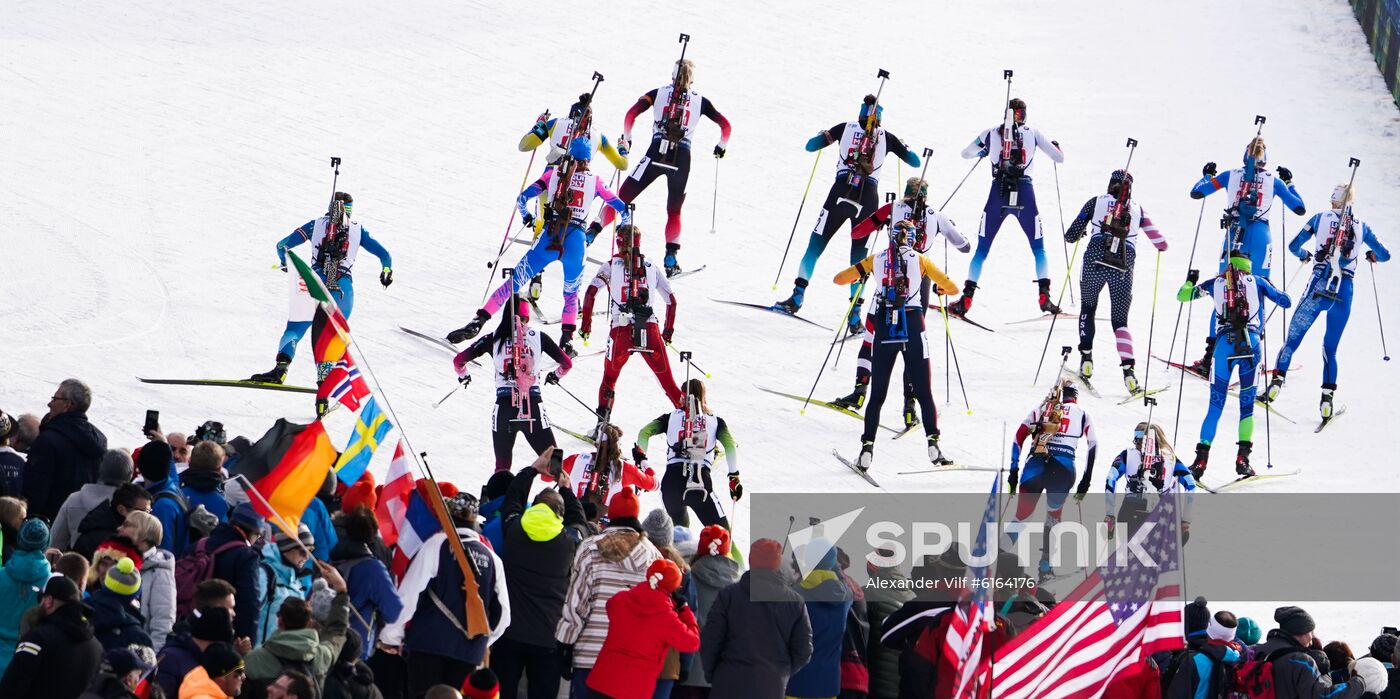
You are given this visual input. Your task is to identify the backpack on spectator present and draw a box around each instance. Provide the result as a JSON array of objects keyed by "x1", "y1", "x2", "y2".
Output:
[
  {"x1": 174, "y1": 537, "x2": 244, "y2": 617},
  {"x1": 1226, "y1": 655, "x2": 1278, "y2": 699}
]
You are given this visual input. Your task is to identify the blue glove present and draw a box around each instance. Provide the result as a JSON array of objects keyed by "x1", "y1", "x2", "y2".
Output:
[
  {"x1": 1278, "y1": 293, "x2": 1292, "y2": 309},
  {"x1": 1298, "y1": 250, "x2": 1312, "y2": 263},
  {"x1": 617, "y1": 134, "x2": 631, "y2": 157},
  {"x1": 977, "y1": 147, "x2": 989, "y2": 158}
]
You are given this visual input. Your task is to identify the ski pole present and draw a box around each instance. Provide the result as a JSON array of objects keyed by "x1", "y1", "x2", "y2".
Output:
[
  {"x1": 1370, "y1": 258, "x2": 1391, "y2": 361},
  {"x1": 803, "y1": 267, "x2": 876, "y2": 412},
  {"x1": 1140, "y1": 251, "x2": 1163, "y2": 401},
  {"x1": 773, "y1": 150, "x2": 823, "y2": 290},
  {"x1": 940, "y1": 157, "x2": 983, "y2": 211},
  {"x1": 709, "y1": 156, "x2": 720, "y2": 234},
  {"x1": 939, "y1": 297, "x2": 972, "y2": 414},
  {"x1": 945, "y1": 238, "x2": 951, "y2": 404},
  {"x1": 1262, "y1": 259, "x2": 1311, "y2": 326},
  {"x1": 833, "y1": 227, "x2": 884, "y2": 369},
  {"x1": 480, "y1": 149, "x2": 540, "y2": 302},
  {"x1": 1171, "y1": 268, "x2": 1201, "y2": 444},
  {"x1": 550, "y1": 379, "x2": 602, "y2": 417},
  {"x1": 1031, "y1": 237, "x2": 1083, "y2": 385},
  {"x1": 1164, "y1": 198, "x2": 1208, "y2": 375},
  {"x1": 1053, "y1": 161, "x2": 1075, "y2": 306},
  {"x1": 1261, "y1": 328, "x2": 1274, "y2": 470},
  {"x1": 668, "y1": 344, "x2": 711, "y2": 378}
]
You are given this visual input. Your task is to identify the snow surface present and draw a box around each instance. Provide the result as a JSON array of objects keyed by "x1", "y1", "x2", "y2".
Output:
[{"x1": 3, "y1": 0, "x2": 1399, "y2": 645}]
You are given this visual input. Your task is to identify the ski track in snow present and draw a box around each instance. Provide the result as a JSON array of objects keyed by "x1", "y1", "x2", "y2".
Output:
[{"x1": 4, "y1": 0, "x2": 1399, "y2": 638}]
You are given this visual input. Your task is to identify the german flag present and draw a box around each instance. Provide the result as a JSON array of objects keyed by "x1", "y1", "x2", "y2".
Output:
[{"x1": 232, "y1": 418, "x2": 337, "y2": 538}]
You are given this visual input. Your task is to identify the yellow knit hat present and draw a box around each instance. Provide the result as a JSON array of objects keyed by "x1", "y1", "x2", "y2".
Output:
[{"x1": 104, "y1": 557, "x2": 142, "y2": 598}]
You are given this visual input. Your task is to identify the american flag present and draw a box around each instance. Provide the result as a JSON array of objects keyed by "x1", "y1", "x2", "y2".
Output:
[
  {"x1": 992, "y1": 492, "x2": 1184, "y2": 699},
  {"x1": 944, "y1": 472, "x2": 1001, "y2": 698}
]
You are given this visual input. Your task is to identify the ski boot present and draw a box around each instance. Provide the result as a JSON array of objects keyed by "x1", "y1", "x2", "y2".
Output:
[
  {"x1": 1122, "y1": 363, "x2": 1140, "y2": 394},
  {"x1": 1235, "y1": 441, "x2": 1255, "y2": 478},
  {"x1": 1079, "y1": 351, "x2": 1094, "y2": 379},
  {"x1": 1320, "y1": 383, "x2": 1336, "y2": 419},
  {"x1": 249, "y1": 353, "x2": 292, "y2": 384},
  {"x1": 773, "y1": 278, "x2": 808, "y2": 314},
  {"x1": 1187, "y1": 337, "x2": 1217, "y2": 379},
  {"x1": 1036, "y1": 278, "x2": 1061, "y2": 315},
  {"x1": 590, "y1": 413, "x2": 609, "y2": 441},
  {"x1": 528, "y1": 275, "x2": 544, "y2": 301},
  {"x1": 1261, "y1": 370, "x2": 1286, "y2": 403},
  {"x1": 846, "y1": 298, "x2": 864, "y2": 337},
  {"x1": 945, "y1": 280, "x2": 977, "y2": 317},
  {"x1": 315, "y1": 397, "x2": 330, "y2": 419},
  {"x1": 903, "y1": 393, "x2": 918, "y2": 429},
  {"x1": 447, "y1": 309, "x2": 491, "y2": 344},
  {"x1": 928, "y1": 435, "x2": 951, "y2": 465},
  {"x1": 559, "y1": 324, "x2": 579, "y2": 358},
  {"x1": 664, "y1": 243, "x2": 682, "y2": 278},
  {"x1": 831, "y1": 380, "x2": 868, "y2": 411},
  {"x1": 1189, "y1": 442, "x2": 1210, "y2": 481},
  {"x1": 857, "y1": 440, "x2": 875, "y2": 473}
]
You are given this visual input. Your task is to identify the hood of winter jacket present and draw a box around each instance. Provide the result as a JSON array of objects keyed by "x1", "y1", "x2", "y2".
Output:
[
  {"x1": 595, "y1": 528, "x2": 651, "y2": 567},
  {"x1": 180, "y1": 468, "x2": 225, "y2": 494},
  {"x1": 618, "y1": 580, "x2": 681, "y2": 618},
  {"x1": 690, "y1": 554, "x2": 741, "y2": 589},
  {"x1": 4, "y1": 547, "x2": 52, "y2": 586},
  {"x1": 45, "y1": 601, "x2": 98, "y2": 643},
  {"x1": 261, "y1": 628, "x2": 320, "y2": 662},
  {"x1": 78, "y1": 501, "x2": 123, "y2": 537},
  {"x1": 328, "y1": 539, "x2": 372, "y2": 563},
  {"x1": 799, "y1": 569, "x2": 852, "y2": 603},
  {"x1": 41, "y1": 411, "x2": 108, "y2": 461},
  {"x1": 72, "y1": 482, "x2": 118, "y2": 510},
  {"x1": 143, "y1": 546, "x2": 175, "y2": 573},
  {"x1": 521, "y1": 503, "x2": 564, "y2": 542}
]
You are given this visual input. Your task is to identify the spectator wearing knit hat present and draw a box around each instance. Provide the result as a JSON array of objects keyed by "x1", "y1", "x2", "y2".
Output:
[
  {"x1": 0, "y1": 519, "x2": 52, "y2": 679},
  {"x1": 118, "y1": 509, "x2": 176, "y2": 652},
  {"x1": 701, "y1": 538, "x2": 813, "y2": 699},
  {"x1": 587, "y1": 559, "x2": 701, "y2": 699},
  {"x1": 785, "y1": 538, "x2": 853, "y2": 699},
  {"x1": 382, "y1": 491, "x2": 509, "y2": 697},
  {"x1": 52, "y1": 448, "x2": 133, "y2": 551},
  {"x1": 258, "y1": 523, "x2": 315, "y2": 644},
  {"x1": 461, "y1": 668, "x2": 499, "y2": 699},
  {"x1": 478, "y1": 469, "x2": 514, "y2": 556},
  {"x1": 680, "y1": 523, "x2": 741, "y2": 693},
  {"x1": 495, "y1": 452, "x2": 589, "y2": 699},
  {"x1": 0, "y1": 574, "x2": 104, "y2": 699},
  {"x1": 1253, "y1": 605, "x2": 1383, "y2": 698},
  {"x1": 328, "y1": 506, "x2": 402, "y2": 660},
  {"x1": 181, "y1": 642, "x2": 246, "y2": 699},
  {"x1": 556, "y1": 486, "x2": 662, "y2": 698},
  {"x1": 154, "y1": 605, "x2": 236, "y2": 699},
  {"x1": 135, "y1": 438, "x2": 191, "y2": 557},
  {"x1": 89, "y1": 557, "x2": 153, "y2": 653},
  {"x1": 1165, "y1": 600, "x2": 1242, "y2": 699},
  {"x1": 80, "y1": 646, "x2": 157, "y2": 699},
  {"x1": 641, "y1": 508, "x2": 696, "y2": 697}
]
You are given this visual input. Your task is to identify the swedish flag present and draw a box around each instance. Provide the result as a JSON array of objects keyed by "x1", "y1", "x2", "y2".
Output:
[{"x1": 335, "y1": 396, "x2": 393, "y2": 485}]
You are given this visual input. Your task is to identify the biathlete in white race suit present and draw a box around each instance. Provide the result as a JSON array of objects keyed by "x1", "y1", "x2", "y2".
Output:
[
  {"x1": 774, "y1": 94, "x2": 921, "y2": 324},
  {"x1": 1103, "y1": 421, "x2": 1198, "y2": 539},
  {"x1": 832, "y1": 177, "x2": 970, "y2": 414},
  {"x1": 451, "y1": 300, "x2": 573, "y2": 473},
  {"x1": 597, "y1": 59, "x2": 732, "y2": 276},
  {"x1": 1005, "y1": 377, "x2": 1098, "y2": 579},
  {"x1": 633, "y1": 379, "x2": 741, "y2": 530},
  {"x1": 832, "y1": 220, "x2": 959, "y2": 474},
  {"x1": 541, "y1": 424, "x2": 658, "y2": 512},
  {"x1": 581, "y1": 224, "x2": 684, "y2": 431},
  {"x1": 1064, "y1": 169, "x2": 1169, "y2": 393},
  {"x1": 946, "y1": 97, "x2": 1065, "y2": 317},
  {"x1": 447, "y1": 138, "x2": 630, "y2": 355}
]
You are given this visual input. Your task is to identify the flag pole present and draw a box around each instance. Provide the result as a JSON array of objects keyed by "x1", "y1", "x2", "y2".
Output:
[
  {"x1": 287, "y1": 250, "x2": 490, "y2": 637},
  {"x1": 233, "y1": 472, "x2": 375, "y2": 632}
]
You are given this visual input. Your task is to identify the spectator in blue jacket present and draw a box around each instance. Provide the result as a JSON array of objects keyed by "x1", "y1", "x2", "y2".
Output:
[
  {"x1": 329, "y1": 507, "x2": 402, "y2": 659},
  {"x1": 136, "y1": 439, "x2": 189, "y2": 557},
  {"x1": 0, "y1": 519, "x2": 51, "y2": 680},
  {"x1": 181, "y1": 440, "x2": 229, "y2": 524},
  {"x1": 786, "y1": 538, "x2": 853, "y2": 699}
]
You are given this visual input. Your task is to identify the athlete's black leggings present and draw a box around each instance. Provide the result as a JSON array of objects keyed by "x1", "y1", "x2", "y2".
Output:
[
  {"x1": 797, "y1": 175, "x2": 880, "y2": 295},
  {"x1": 491, "y1": 391, "x2": 557, "y2": 472},
  {"x1": 605, "y1": 141, "x2": 692, "y2": 245},
  {"x1": 660, "y1": 463, "x2": 729, "y2": 530},
  {"x1": 863, "y1": 308, "x2": 938, "y2": 442},
  {"x1": 1078, "y1": 237, "x2": 1136, "y2": 363}
]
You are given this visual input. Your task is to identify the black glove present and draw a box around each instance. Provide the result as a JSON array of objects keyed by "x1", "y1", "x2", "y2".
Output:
[
  {"x1": 521, "y1": 211, "x2": 535, "y2": 229},
  {"x1": 545, "y1": 371, "x2": 561, "y2": 385},
  {"x1": 671, "y1": 589, "x2": 688, "y2": 613},
  {"x1": 1276, "y1": 166, "x2": 1293, "y2": 184},
  {"x1": 556, "y1": 642, "x2": 574, "y2": 680},
  {"x1": 713, "y1": 145, "x2": 726, "y2": 158},
  {"x1": 1202, "y1": 161, "x2": 1218, "y2": 177},
  {"x1": 379, "y1": 267, "x2": 394, "y2": 288},
  {"x1": 662, "y1": 327, "x2": 675, "y2": 344},
  {"x1": 729, "y1": 472, "x2": 743, "y2": 501},
  {"x1": 1366, "y1": 250, "x2": 1378, "y2": 264},
  {"x1": 1007, "y1": 469, "x2": 1019, "y2": 494},
  {"x1": 632, "y1": 444, "x2": 647, "y2": 464},
  {"x1": 1051, "y1": 140, "x2": 1060, "y2": 148},
  {"x1": 1186, "y1": 268, "x2": 1200, "y2": 284},
  {"x1": 457, "y1": 374, "x2": 472, "y2": 387},
  {"x1": 586, "y1": 221, "x2": 603, "y2": 245},
  {"x1": 1074, "y1": 475, "x2": 1092, "y2": 500}
]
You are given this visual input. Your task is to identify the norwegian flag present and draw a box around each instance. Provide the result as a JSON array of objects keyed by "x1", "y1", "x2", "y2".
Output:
[
  {"x1": 316, "y1": 354, "x2": 370, "y2": 412},
  {"x1": 944, "y1": 472, "x2": 1001, "y2": 698},
  {"x1": 991, "y1": 492, "x2": 1185, "y2": 699},
  {"x1": 374, "y1": 441, "x2": 414, "y2": 547}
]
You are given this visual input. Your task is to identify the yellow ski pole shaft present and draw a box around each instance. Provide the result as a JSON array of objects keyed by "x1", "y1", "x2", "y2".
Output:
[{"x1": 773, "y1": 150, "x2": 823, "y2": 290}]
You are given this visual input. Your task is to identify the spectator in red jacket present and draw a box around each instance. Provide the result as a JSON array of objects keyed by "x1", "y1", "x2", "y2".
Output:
[{"x1": 586, "y1": 559, "x2": 700, "y2": 699}]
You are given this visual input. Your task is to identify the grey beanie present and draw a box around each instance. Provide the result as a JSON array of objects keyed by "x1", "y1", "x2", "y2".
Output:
[
  {"x1": 642, "y1": 508, "x2": 674, "y2": 549},
  {"x1": 99, "y1": 449, "x2": 134, "y2": 485}
]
